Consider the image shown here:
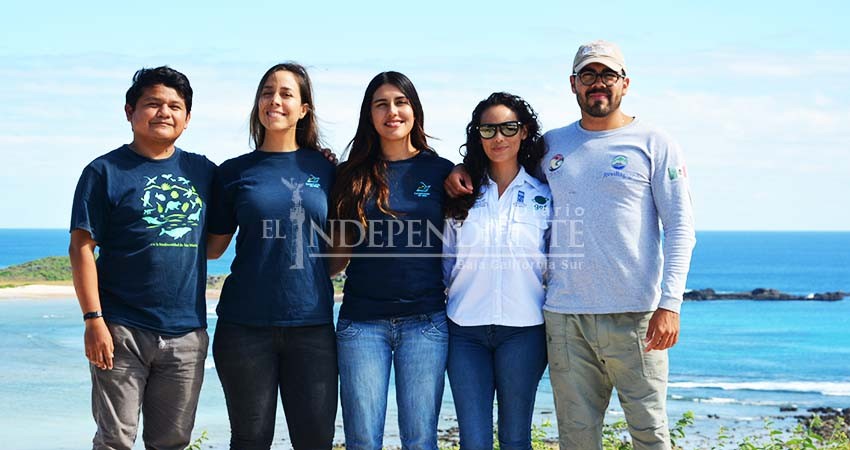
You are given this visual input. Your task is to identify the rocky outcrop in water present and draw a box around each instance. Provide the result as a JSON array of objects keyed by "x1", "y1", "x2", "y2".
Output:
[{"x1": 684, "y1": 288, "x2": 848, "y2": 301}]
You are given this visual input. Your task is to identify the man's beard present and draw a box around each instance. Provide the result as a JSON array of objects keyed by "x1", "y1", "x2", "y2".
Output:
[{"x1": 580, "y1": 88, "x2": 620, "y2": 118}]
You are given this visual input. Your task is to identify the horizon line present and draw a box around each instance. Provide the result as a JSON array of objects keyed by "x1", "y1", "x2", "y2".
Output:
[{"x1": 2, "y1": 227, "x2": 850, "y2": 233}]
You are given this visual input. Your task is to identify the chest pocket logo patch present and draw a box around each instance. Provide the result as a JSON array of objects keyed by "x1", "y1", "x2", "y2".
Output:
[
  {"x1": 611, "y1": 155, "x2": 628, "y2": 170},
  {"x1": 549, "y1": 154, "x2": 565, "y2": 172},
  {"x1": 414, "y1": 182, "x2": 432, "y2": 198}
]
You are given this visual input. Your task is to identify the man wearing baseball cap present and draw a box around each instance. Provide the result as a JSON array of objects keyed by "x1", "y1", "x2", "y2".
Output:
[
  {"x1": 444, "y1": 40, "x2": 696, "y2": 449},
  {"x1": 541, "y1": 40, "x2": 696, "y2": 449}
]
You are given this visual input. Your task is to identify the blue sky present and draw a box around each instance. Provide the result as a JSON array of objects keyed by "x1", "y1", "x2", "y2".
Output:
[{"x1": 1, "y1": 1, "x2": 848, "y2": 230}]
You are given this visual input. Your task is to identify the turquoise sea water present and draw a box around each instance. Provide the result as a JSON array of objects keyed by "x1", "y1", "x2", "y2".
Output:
[{"x1": 0, "y1": 230, "x2": 849, "y2": 448}]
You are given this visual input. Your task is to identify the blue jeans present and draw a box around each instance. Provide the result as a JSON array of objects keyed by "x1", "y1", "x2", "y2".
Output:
[
  {"x1": 213, "y1": 321, "x2": 338, "y2": 450},
  {"x1": 447, "y1": 321, "x2": 547, "y2": 450},
  {"x1": 336, "y1": 310, "x2": 449, "y2": 450}
]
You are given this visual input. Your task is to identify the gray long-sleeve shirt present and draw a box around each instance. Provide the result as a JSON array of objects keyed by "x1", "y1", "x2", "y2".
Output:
[{"x1": 540, "y1": 118, "x2": 696, "y2": 314}]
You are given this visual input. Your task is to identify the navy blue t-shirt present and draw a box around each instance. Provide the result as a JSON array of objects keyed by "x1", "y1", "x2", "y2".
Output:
[
  {"x1": 209, "y1": 149, "x2": 336, "y2": 327},
  {"x1": 339, "y1": 151, "x2": 454, "y2": 320},
  {"x1": 70, "y1": 145, "x2": 216, "y2": 335}
]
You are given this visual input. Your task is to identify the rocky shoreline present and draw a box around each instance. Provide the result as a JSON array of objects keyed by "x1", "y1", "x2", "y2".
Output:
[
  {"x1": 685, "y1": 288, "x2": 849, "y2": 301},
  {"x1": 794, "y1": 407, "x2": 850, "y2": 437}
]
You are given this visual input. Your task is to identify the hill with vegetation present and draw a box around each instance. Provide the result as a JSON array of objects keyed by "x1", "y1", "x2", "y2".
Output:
[
  {"x1": 0, "y1": 256, "x2": 346, "y2": 293},
  {"x1": 0, "y1": 256, "x2": 72, "y2": 286}
]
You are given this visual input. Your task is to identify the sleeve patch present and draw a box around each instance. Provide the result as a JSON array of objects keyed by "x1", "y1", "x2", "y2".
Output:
[{"x1": 667, "y1": 165, "x2": 688, "y2": 181}]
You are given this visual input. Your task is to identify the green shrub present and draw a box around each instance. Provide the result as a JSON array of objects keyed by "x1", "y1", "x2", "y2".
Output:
[{"x1": 185, "y1": 430, "x2": 208, "y2": 450}]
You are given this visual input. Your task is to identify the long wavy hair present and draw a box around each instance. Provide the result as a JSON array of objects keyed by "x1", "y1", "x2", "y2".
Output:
[
  {"x1": 444, "y1": 92, "x2": 543, "y2": 221},
  {"x1": 331, "y1": 71, "x2": 435, "y2": 228},
  {"x1": 249, "y1": 62, "x2": 323, "y2": 151}
]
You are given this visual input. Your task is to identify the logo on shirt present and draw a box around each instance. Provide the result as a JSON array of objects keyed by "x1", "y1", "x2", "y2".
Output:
[
  {"x1": 549, "y1": 154, "x2": 565, "y2": 172},
  {"x1": 533, "y1": 195, "x2": 550, "y2": 211},
  {"x1": 305, "y1": 175, "x2": 321, "y2": 188},
  {"x1": 140, "y1": 173, "x2": 203, "y2": 242},
  {"x1": 668, "y1": 165, "x2": 688, "y2": 181},
  {"x1": 414, "y1": 182, "x2": 432, "y2": 198},
  {"x1": 517, "y1": 190, "x2": 525, "y2": 204},
  {"x1": 611, "y1": 155, "x2": 628, "y2": 170}
]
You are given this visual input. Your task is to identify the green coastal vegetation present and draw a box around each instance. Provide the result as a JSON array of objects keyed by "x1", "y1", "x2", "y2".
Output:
[
  {"x1": 0, "y1": 256, "x2": 231, "y2": 289},
  {"x1": 0, "y1": 256, "x2": 72, "y2": 287},
  {"x1": 0, "y1": 256, "x2": 347, "y2": 293},
  {"x1": 595, "y1": 413, "x2": 850, "y2": 450},
  {"x1": 446, "y1": 413, "x2": 850, "y2": 450},
  {"x1": 186, "y1": 413, "x2": 849, "y2": 449}
]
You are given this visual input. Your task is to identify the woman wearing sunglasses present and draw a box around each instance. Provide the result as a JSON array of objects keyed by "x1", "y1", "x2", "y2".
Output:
[
  {"x1": 206, "y1": 62, "x2": 338, "y2": 449},
  {"x1": 329, "y1": 71, "x2": 454, "y2": 449},
  {"x1": 443, "y1": 92, "x2": 550, "y2": 449}
]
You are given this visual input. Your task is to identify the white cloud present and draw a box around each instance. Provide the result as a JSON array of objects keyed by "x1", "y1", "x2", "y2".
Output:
[
  {"x1": 634, "y1": 89, "x2": 850, "y2": 174},
  {"x1": 2, "y1": 49, "x2": 849, "y2": 230}
]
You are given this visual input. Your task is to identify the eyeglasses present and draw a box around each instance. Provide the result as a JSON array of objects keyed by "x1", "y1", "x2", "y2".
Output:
[
  {"x1": 477, "y1": 121, "x2": 522, "y2": 139},
  {"x1": 574, "y1": 70, "x2": 624, "y2": 87}
]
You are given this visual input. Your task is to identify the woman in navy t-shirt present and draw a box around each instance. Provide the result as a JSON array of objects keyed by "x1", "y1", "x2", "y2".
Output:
[
  {"x1": 207, "y1": 62, "x2": 337, "y2": 449},
  {"x1": 330, "y1": 71, "x2": 454, "y2": 449}
]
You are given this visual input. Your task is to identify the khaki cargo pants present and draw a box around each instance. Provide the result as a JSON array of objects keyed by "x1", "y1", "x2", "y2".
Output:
[{"x1": 544, "y1": 310, "x2": 670, "y2": 450}]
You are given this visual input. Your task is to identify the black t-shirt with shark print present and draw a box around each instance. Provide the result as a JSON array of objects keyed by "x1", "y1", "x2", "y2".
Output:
[
  {"x1": 339, "y1": 151, "x2": 454, "y2": 321},
  {"x1": 209, "y1": 149, "x2": 336, "y2": 327},
  {"x1": 70, "y1": 145, "x2": 216, "y2": 335}
]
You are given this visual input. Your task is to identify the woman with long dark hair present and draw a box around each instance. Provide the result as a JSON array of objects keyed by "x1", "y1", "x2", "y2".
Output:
[
  {"x1": 330, "y1": 71, "x2": 454, "y2": 450},
  {"x1": 207, "y1": 62, "x2": 337, "y2": 449},
  {"x1": 443, "y1": 92, "x2": 550, "y2": 449}
]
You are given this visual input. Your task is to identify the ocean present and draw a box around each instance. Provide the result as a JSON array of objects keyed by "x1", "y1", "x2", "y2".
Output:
[{"x1": 0, "y1": 230, "x2": 849, "y2": 448}]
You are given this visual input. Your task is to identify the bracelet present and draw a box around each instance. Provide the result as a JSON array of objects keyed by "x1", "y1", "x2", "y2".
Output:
[{"x1": 83, "y1": 311, "x2": 103, "y2": 321}]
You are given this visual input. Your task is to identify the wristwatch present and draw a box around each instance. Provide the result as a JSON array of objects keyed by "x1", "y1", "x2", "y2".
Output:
[{"x1": 83, "y1": 311, "x2": 103, "y2": 321}]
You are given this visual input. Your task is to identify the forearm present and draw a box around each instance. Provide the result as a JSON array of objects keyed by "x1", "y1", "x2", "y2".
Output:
[
  {"x1": 328, "y1": 248, "x2": 350, "y2": 277},
  {"x1": 661, "y1": 227, "x2": 695, "y2": 299},
  {"x1": 658, "y1": 199, "x2": 696, "y2": 311},
  {"x1": 207, "y1": 233, "x2": 234, "y2": 260},
  {"x1": 69, "y1": 238, "x2": 101, "y2": 315},
  {"x1": 327, "y1": 232, "x2": 351, "y2": 277},
  {"x1": 69, "y1": 230, "x2": 114, "y2": 369},
  {"x1": 441, "y1": 220, "x2": 457, "y2": 288}
]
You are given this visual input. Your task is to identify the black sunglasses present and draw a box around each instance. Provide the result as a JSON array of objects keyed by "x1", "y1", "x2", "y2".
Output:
[{"x1": 477, "y1": 121, "x2": 522, "y2": 139}]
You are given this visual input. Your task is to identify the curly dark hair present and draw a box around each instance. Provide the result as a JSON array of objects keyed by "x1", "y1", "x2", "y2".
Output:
[{"x1": 444, "y1": 92, "x2": 543, "y2": 221}]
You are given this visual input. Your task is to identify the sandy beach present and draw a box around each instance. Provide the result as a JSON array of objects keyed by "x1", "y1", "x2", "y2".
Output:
[
  {"x1": 0, "y1": 284, "x2": 77, "y2": 299},
  {"x1": 0, "y1": 283, "x2": 222, "y2": 300},
  {"x1": 0, "y1": 283, "x2": 344, "y2": 303}
]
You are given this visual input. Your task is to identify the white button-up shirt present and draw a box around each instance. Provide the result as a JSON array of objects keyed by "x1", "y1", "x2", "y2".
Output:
[{"x1": 443, "y1": 167, "x2": 552, "y2": 327}]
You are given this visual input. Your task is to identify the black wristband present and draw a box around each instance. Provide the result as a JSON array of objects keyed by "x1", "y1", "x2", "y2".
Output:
[{"x1": 83, "y1": 311, "x2": 103, "y2": 321}]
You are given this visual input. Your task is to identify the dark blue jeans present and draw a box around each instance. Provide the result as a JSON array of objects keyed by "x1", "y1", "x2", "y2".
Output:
[
  {"x1": 212, "y1": 320, "x2": 338, "y2": 450},
  {"x1": 337, "y1": 311, "x2": 449, "y2": 450},
  {"x1": 447, "y1": 320, "x2": 547, "y2": 450}
]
